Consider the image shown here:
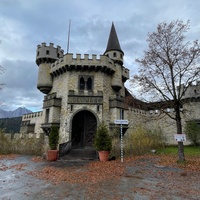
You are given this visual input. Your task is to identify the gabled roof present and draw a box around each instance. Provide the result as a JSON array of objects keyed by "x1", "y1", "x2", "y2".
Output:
[{"x1": 105, "y1": 22, "x2": 123, "y2": 54}]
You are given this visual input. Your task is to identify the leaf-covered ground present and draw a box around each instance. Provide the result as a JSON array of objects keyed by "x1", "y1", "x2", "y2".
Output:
[
  {"x1": 29, "y1": 159, "x2": 125, "y2": 185},
  {"x1": 29, "y1": 155, "x2": 200, "y2": 199},
  {"x1": 1, "y1": 154, "x2": 200, "y2": 199},
  {"x1": 27, "y1": 154, "x2": 200, "y2": 185}
]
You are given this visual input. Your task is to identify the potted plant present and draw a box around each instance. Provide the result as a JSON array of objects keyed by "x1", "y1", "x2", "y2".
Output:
[
  {"x1": 47, "y1": 126, "x2": 59, "y2": 161},
  {"x1": 93, "y1": 122, "x2": 112, "y2": 161}
]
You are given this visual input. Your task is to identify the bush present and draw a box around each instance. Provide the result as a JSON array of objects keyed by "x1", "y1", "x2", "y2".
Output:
[
  {"x1": 49, "y1": 126, "x2": 59, "y2": 150},
  {"x1": 0, "y1": 129, "x2": 44, "y2": 155},
  {"x1": 111, "y1": 137, "x2": 121, "y2": 158},
  {"x1": 0, "y1": 129, "x2": 11, "y2": 154},
  {"x1": 93, "y1": 122, "x2": 112, "y2": 151},
  {"x1": 124, "y1": 125, "x2": 165, "y2": 156},
  {"x1": 184, "y1": 121, "x2": 200, "y2": 146}
]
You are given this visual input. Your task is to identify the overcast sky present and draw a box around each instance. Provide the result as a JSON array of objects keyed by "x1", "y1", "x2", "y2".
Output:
[{"x1": 0, "y1": 0, "x2": 200, "y2": 111}]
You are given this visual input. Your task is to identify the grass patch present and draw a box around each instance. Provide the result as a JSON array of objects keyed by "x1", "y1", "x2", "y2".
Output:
[{"x1": 157, "y1": 145, "x2": 200, "y2": 156}]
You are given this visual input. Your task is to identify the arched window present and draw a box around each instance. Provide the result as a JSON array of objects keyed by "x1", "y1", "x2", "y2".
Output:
[
  {"x1": 113, "y1": 52, "x2": 117, "y2": 57},
  {"x1": 79, "y1": 75, "x2": 94, "y2": 91},
  {"x1": 79, "y1": 77, "x2": 85, "y2": 90},
  {"x1": 46, "y1": 50, "x2": 49, "y2": 55},
  {"x1": 87, "y1": 77, "x2": 92, "y2": 90}
]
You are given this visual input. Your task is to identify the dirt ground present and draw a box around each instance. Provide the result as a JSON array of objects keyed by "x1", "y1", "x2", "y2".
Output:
[{"x1": 0, "y1": 154, "x2": 200, "y2": 200}]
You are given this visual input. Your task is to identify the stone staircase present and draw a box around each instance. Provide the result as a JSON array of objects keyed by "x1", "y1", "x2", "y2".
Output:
[{"x1": 60, "y1": 148, "x2": 98, "y2": 161}]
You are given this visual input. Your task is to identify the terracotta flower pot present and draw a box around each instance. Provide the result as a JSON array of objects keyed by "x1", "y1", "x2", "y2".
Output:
[
  {"x1": 47, "y1": 150, "x2": 59, "y2": 161},
  {"x1": 98, "y1": 151, "x2": 110, "y2": 161}
]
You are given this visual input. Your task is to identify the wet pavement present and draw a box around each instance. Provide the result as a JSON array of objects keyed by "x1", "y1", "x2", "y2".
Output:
[
  {"x1": 0, "y1": 156, "x2": 90, "y2": 200},
  {"x1": 0, "y1": 155, "x2": 200, "y2": 200}
]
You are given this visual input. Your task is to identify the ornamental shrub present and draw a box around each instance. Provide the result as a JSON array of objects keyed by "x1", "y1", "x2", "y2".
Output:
[
  {"x1": 184, "y1": 121, "x2": 200, "y2": 146},
  {"x1": 49, "y1": 126, "x2": 59, "y2": 150},
  {"x1": 93, "y1": 122, "x2": 112, "y2": 151}
]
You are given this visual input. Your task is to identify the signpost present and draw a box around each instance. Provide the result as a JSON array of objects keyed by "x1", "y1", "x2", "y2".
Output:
[{"x1": 114, "y1": 119, "x2": 129, "y2": 163}]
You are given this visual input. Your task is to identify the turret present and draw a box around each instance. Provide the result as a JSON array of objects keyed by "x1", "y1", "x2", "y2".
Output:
[
  {"x1": 104, "y1": 23, "x2": 124, "y2": 91},
  {"x1": 36, "y1": 42, "x2": 64, "y2": 94}
]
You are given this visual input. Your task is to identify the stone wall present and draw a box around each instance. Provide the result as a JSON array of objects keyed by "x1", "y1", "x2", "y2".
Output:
[
  {"x1": 125, "y1": 98, "x2": 200, "y2": 145},
  {"x1": 20, "y1": 94, "x2": 200, "y2": 147},
  {"x1": 50, "y1": 68, "x2": 118, "y2": 144},
  {"x1": 20, "y1": 111, "x2": 43, "y2": 138},
  {"x1": 178, "y1": 81, "x2": 200, "y2": 99}
]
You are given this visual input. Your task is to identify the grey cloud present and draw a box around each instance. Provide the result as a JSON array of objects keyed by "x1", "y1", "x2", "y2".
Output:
[
  {"x1": 0, "y1": 0, "x2": 200, "y2": 112},
  {"x1": 1, "y1": 59, "x2": 37, "y2": 89},
  {"x1": 0, "y1": 59, "x2": 43, "y2": 111}
]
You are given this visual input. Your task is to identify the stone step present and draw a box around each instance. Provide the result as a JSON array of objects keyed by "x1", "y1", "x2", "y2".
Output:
[{"x1": 61, "y1": 148, "x2": 98, "y2": 160}]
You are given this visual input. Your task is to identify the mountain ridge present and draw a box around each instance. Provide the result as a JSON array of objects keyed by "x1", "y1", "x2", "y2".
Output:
[{"x1": 0, "y1": 107, "x2": 32, "y2": 118}]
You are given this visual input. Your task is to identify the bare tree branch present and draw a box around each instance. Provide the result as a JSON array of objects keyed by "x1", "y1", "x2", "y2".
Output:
[{"x1": 131, "y1": 20, "x2": 200, "y2": 161}]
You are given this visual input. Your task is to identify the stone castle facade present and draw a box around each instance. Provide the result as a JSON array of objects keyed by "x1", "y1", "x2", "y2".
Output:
[{"x1": 20, "y1": 23, "x2": 200, "y2": 155}]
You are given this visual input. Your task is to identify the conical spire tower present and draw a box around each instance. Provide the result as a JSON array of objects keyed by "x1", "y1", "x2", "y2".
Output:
[
  {"x1": 104, "y1": 23, "x2": 124, "y2": 91},
  {"x1": 105, "y1": 22, "x2": 123, "y2": 54},
  {"x1": 104, "y1": 23, "x2": 124, "y2": 65}
]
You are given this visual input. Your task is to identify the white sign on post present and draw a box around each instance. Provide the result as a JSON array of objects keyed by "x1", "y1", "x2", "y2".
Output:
[
  {"x1": 174, "y1": 134, "x2": 186, "y2": 142},
  {"x1": 114, "y1": 120, "x2": 129, "y2": 125}
]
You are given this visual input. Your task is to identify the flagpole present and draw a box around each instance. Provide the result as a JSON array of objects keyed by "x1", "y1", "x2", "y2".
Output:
[{"x1": 67, "y1": 19, "x2": 71, "y2": 54}]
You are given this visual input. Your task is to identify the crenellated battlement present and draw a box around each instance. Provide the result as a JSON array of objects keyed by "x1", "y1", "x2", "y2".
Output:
[
  {"x1": 122, "y1": 67, "x2": 129, "y2": 81},
  {"x1": 178, "y1": 81, "x2": 200, "y2": 99},
  {"x1": 51, "y1": 53, "x2": 112, "y2": 65},
  {"x1": 129, "y1": 107, "x2": 176, "y2": 118},
  {"x1": 49, "y1": 53, "x2": 129, "y2": 80},
  {"x1": 37, "y1": 42, "x2": 64, "y2": 53},
  {"x1": 50, "y1": 53, "x2": 117, "y2": 76},
  {"x1": 179, "y1": 81, "x2": 200, "y2": 87},
  {"x1": 128, "y1": 95, "x2": 200, "y2": 118},
  {"x1": 36, "y1": 42, "x2": 64, "y2": 66},
  {"x1": 22, "y1": 111, "x2": 43, "y2": 120}
]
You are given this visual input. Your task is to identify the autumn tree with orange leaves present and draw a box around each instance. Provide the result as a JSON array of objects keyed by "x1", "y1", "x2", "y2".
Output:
[{"x1": 131, "y1": 20, "x2": 200, "y2": 161}]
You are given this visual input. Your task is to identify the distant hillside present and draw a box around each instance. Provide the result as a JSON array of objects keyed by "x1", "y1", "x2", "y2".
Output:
[
  {"x1": 0, "y1": 107, "x2": 32, "y2": 118},
  {"x1": 0, "y1": 116, "x2": 22, "y2": 133}
]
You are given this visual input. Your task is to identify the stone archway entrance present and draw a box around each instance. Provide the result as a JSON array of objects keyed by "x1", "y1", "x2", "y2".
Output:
[{"x1": 71, "y1": 110, "x2": 97, "y2": 149}]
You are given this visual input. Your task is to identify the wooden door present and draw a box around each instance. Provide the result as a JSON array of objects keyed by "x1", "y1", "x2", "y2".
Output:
[
  {"x1": 84, "y1": 113, "x2": 97, "y2": 147},
  {"x1": 72, "y1": 111, "x2": 97, "y2": 148}
]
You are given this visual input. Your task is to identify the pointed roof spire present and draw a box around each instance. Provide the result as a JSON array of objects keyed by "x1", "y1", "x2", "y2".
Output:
[{"x1": 105, "y1": 22, "x2": 123, "y2": 54}]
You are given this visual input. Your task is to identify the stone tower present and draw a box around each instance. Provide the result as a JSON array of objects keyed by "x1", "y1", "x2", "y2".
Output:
[
  {"x1": 34, "y1": 23, "x2": 129, "y2": 155},
  {"x1": 104, "y1": 22, "x2": 124, "y2": 91},
  {"x1": 36, "y1": 43, "x2": 64, "y2": 94}
]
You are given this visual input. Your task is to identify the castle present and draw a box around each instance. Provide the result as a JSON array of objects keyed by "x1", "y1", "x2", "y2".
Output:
[{"x1": 20, "y1": 23, "x2": 200, "y2": 156}]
